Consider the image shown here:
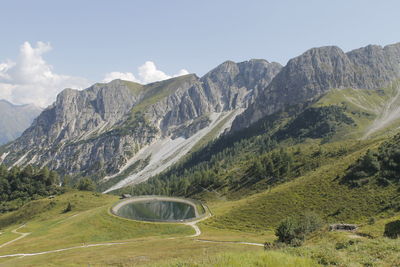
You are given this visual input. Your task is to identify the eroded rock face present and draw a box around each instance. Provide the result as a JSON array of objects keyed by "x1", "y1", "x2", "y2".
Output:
[
  {"x1": 1, "y1": 60, "x2": 282, "y2": 180},
  {"x1": 232, "y1": 43, "x2": 400, "y2": 130}
]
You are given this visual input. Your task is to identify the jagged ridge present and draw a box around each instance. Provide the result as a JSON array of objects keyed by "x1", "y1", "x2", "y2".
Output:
[
  {"x1": 233, "y1": 43, "x2": 400, "y2": 130},
  {"x1": 0, "y1": 59, "x2": 282, "y2": 190}
]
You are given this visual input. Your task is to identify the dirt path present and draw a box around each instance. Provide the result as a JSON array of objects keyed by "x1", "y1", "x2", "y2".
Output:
[
  {"x1": 195, "y1": 239, "x2": 264, "y2": 247},
  {"x1": 0, "y1": 242, "x2": 129, "y2": 258},
  {"x1": 183, "y1": 209, "x2": 263, "y2": 246},
  {"x1": 185, "y1": 221, "x2": 201, "y2": 237},
  {"x1": 0, "y1": 225, "x2": 30, "y2": 249}
]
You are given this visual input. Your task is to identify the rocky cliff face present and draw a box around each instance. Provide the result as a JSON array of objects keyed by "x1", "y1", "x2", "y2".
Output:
[
  {"x1": 1, "y1": 59, "x2": 282, "y2": 185},
  {"x1": 0, "y1": 100, "x2": 42, "y2": 145},
  {"x1": 232, "y1": 43, "x2": 400, "y2": 130}
]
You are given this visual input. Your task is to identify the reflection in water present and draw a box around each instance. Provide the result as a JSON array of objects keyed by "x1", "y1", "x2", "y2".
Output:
[{"x1": 116, "y1": 200, "x2": 196, "y2": 222}]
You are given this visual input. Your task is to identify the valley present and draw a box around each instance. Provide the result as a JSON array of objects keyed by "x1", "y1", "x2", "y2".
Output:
[{"x1": 1, "y1": 42, "x2": 400, "y2": 266}]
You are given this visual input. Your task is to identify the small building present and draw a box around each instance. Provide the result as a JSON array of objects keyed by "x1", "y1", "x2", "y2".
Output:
[
  {"x1": 329, "y1": 224, "x2": 358, "y2": 231},
  {"x1": 120, "y1": 194, "x2": 132, "y2": 199}
]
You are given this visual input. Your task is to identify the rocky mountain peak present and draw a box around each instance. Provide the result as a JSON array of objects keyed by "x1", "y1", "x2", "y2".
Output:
[{"x1": 232, "y1": 43, "x2": 400, "y2": 130}]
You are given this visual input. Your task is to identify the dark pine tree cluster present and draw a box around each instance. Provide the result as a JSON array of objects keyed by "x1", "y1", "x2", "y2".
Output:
[
  {"x1": 0, "y1": 164, "x2": 62, "y2": 212},
  {"x1": 344, "y1": 133, "x2": 400, "y2": 186}
]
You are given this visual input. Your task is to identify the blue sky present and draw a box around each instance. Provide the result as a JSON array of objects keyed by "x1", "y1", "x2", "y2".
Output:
[{"x1": 1, "y1": 0, "x2": 400, "y2": 106}]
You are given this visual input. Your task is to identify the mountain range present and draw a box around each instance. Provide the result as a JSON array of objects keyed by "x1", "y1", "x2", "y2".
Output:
[
  {"x1": 1, "y1": 42, "x2": 400, "y2": 193},
  {"x1": 0, "y1": 100, "x2": 42, "y2": 145}
]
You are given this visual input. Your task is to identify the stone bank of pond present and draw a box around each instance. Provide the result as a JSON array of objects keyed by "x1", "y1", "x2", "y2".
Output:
[{"x1": 111, "y1": 196, "x2": 206, "y2": 222}]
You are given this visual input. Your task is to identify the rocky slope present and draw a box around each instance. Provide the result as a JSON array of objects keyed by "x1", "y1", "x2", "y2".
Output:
[
  {"x1": 0, "y1": 59, "x2": 282, "y2": 190},
  {"x1": 232, "y1": 43, "x2": 400, "y2": 130},
  {"x1": 0, "y1": 100, "x2": 42, "y2": 145}
]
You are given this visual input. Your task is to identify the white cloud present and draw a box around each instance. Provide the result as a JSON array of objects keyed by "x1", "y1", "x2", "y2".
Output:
[
  {"x1": 0, "y1": 41, "x2": 90, "y2": 107},
  {"x1": 102, "y1": 61, "x2": 189, "y2": 84},
  {"x1": 0, "y1": 42, "x2": 190, "y2": 107},
  {"x1": 174, "y1": 69, "x2": 190, "y2": 77}
]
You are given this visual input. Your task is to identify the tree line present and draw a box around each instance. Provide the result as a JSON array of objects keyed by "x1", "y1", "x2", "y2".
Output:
[{"x1": 0, "y1": 165, "x2": 62, "y2": 212}]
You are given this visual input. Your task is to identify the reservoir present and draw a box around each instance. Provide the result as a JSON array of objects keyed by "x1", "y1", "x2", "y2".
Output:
[{"x1": 112, "y1": 197, "x2": 204, "y2": 222}]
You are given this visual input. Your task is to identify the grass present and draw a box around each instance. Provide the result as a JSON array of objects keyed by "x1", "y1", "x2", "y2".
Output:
[
  {"x1": 0, "y1": 238, "x2": 262, "y2": 267},
  {"x1": 313, "y1": 81, "x2": 400, "y2": 140},
  {"x1": 121, "y1": 80, "x2": 144, "y2": 95},
  {"x1": 0, "y1": 231, "x2": 18, "y2": 245},
  {"x1": 0, "y1": 190, "x2": 275, "y2": 267},
  {"x1": 313, "y1": 88, "x2": 379, "y2": 140},
  {"x1": 149, "y1": 251, "x2": 319, "y2": 267},
  {"x1": 197, "y1": 224, "x2": 275, "y2": 243},
  {"x1": 130, "y1": 74, "x2": 196, "y2": 115},
  {"x1": 2, "y1": 186, "x2": 398, "y2": 266},
  {"x1": 1, "y1": 152, "x2": 399, "y2": 267},
  {"x1": 286, "y1": 214, "x2": 400, "y2": 266},
  {"x1": 0, "y1": 191, "x2": 192, "y2": 255},
  {"x1": 204, "y1": 139, "x2": 397, "y2": 232}
]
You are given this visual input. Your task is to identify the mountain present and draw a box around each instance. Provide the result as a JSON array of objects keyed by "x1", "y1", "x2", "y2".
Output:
[
  {"x1": 114, "y1": 42, "x2": 400, "y2": 210},
  {"x1": 2, "y1": 42, "x2": 400, "y2": 194},
  {"x1": 232, "y1": 43, "x2": 400, "y2": 130},
  {"x1": 0, "y1": 59, "x2": 282, "y2": 192},
  {"x1": 0, "y1": 100, "x2": 42, "y2": 145}
]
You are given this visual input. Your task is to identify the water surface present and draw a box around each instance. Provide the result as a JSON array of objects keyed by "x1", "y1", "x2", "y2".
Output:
[{"x1": 116, "y1": 199, "x2": 196, "y2": 222}]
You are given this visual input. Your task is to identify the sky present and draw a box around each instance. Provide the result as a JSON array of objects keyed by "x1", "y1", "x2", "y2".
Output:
[{"x1": 1, "y1": 0, "x2": 400, "y2": 107}]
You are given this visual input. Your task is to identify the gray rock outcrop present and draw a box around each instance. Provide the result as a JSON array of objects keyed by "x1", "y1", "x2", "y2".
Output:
[{"x1": 232, "y1": 43, "x2": 400, "y2": 130}]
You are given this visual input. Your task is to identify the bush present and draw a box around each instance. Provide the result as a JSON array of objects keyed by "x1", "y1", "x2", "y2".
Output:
[
  {"x1": 335, "y1": 240, "x2": 357, "y2": 250},
  {"x1": 384, "y1": 220, "x2": 400, "y2": 238},
  {"x1": 368, "y1": 217, "x2": 376, "y2": 225},
  {"x1": 63, "y1": 202, "x2": 72, "y2": 213},
  {"x1": 276, "y1": 217, "x2": 297, "y2": 244},
  {"x1": 290, "y1": 238, "x2": 304, "y2": 247},
  {"x1": 275, "y1": 212, "x2": 323, "y2": 246},
  {"x1": 76, "y1": 178, "x2": 96, "y2": 191}
]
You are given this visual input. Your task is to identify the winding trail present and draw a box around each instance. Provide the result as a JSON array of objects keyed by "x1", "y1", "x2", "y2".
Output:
[
  {"x1": 0, "y1": 225, "x2": 30, "y2": 249},
  {"x1": 184, "y1": 209, "x2": 263, "y2": 246},
  {"x1": 186, "y1": 221, "x2": 201, "y2": 237},
  {"x1": 184, "y1": 213, "x2": 210, "y2": 238},
  {"x1": 0, "y1": 242, "x2": 129, "y2": 259},
  {"x1": 195, "y1": 239, "x2": 264, "y2": 247}
]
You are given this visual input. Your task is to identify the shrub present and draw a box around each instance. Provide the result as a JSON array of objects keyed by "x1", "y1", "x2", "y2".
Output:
[
  {"x1": 368, "y1": 217, "x2": 376, "y2": 225},
  {"x1": 276, "y1": 217, "x2": 297, "y2": 244},
  {"x1": 63, "y1": 202, "x2": 72, "y2": 213},
  {"x1": 335, "y1": 240, "x2": 357, "y2": 250},
  {"x1": 275, "y1": 212, "x2": 323, "y2": 246},
  {"x1": 76, "y1": 178, "x2": 96, "y2": 191},
  {"x1": 290, "y1": 238, "x2": 304, "y2": 247},
  {"x1": 384, "y1": 220, "x2": 400, "y2": 238}
]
